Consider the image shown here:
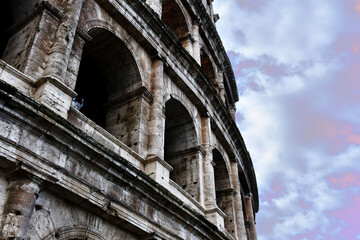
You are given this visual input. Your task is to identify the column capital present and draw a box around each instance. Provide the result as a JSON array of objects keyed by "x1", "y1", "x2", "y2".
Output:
[{"x1": 6, "y1": 169, "x2": 43, "y2": 188}]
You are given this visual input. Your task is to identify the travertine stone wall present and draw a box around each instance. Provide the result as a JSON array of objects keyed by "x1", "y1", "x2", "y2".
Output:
[
  {"x1": 27, "y1": 190, "x2": 138, "y2": 240},
  {"x1": 0, "y1": 0, "x2": 258, "y2": 239}
]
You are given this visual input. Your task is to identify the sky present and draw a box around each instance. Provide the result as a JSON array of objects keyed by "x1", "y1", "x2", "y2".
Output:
[{"x1": 213, "y1": 0, "x2": 360, "y2": 239}]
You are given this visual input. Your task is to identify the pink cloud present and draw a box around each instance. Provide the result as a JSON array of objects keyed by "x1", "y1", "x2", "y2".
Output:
[
  {"x1": 348, "y1": 135, "x2": 360, "y2": 145},
  {"x1": 354, "y1": 0, "x2": 360, "y2": 13},
  {"x1": 288, "y1": 100, "x2": 355, "y2": 153},
  {"x1": 328, "y1": 173, "x2": 360, "y2": 189},
  {"x1": 330, "y1": 195, "x2": 360, "y2": 238},
  {"x1": 298, "y1": 199, "x2": 312, "y2": 210}
]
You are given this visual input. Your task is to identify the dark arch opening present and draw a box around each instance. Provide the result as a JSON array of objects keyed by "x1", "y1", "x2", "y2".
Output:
[
  {"x1": 164, "y1": 99, "x2": 201, "y2": 200},
  {"x1": 162, "y1": 0, "x2": 189, "y2": 39},
  {"x1": 201, "y1": 50, "x2": 216, "y2": 85},
  {"x1": 213, "y1": 149, "x2": 231, "y2": 204},
  {"x1": 0, "y1": 1, "x2": 14, "y2": 58},
  {"x1": 74, "y1": 28, "x2": 142, "y2": 150},
  {"x1": 213, "y1": 149, "x2": 236, "y2": 236}
]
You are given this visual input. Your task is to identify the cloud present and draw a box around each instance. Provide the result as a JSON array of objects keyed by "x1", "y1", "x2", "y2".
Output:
[
  {"x1": 214, "y1": 0, "x2": 360, "y2": 239},
  {"x1": 215, "y1": 0, "x2": 343, "y2": 65}
]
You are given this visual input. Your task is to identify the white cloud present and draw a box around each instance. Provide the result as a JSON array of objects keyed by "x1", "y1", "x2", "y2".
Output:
[
  {"x1": 215, "y1": 0, "x2": 343, "y2": 65},
  {"x1": 214, "y1": 0, "x2": 359, "y2": 239}
]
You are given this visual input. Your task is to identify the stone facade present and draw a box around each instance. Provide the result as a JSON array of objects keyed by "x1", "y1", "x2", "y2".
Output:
[{"x1": 0, "y1": 0, "x2": 258, "y2": 239}]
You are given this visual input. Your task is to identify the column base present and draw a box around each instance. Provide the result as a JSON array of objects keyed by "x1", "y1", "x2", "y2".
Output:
[
  {"x1": 205, "y1": 206, "x2": 226, "y2": 230},
  {"x1": 33, "y1": 77, "x2": 77, "y2": 118},
  {"x1": 145, "y1": 156, "x2": 173, "y2": 188}
]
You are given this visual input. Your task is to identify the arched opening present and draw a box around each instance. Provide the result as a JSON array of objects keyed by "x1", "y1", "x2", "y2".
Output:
[
  {"x1": 74, "y1": 28, "x2": 144, "y2": 151},
  {"x1": 0, "y1": 1, "x2": 14, "y2": 59},
  {"x1": 213, "y1": 149, "x2": 236, "y2": 236},
  {"x1": 201, "y1": 50, "x2": 216, "y2": 85},
  {"x1": 164, "y1": 98, "x2": 201, "y2": 200},
  {"x1": 162, "y1": 0, "x2": 189, "y2": 40},
  {"x1": 43, "y1": 226, "x2": 105, "y2": 240}
]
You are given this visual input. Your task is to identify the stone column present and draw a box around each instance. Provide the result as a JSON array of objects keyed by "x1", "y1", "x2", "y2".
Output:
[
  {"x1": 1, "y1": 173, "x2": 42, "y2": 239},
  {"x1": 230, "y1": 162, "x2": 248, "y2": 240},
  {"x1": 192, "y1": 22, "x2": 201, "y2": 64},
  {"x1": 145, "y1": 57, "x2": 172, "y2": 187},
  {"x1": 245, "y1": 195, "x2": 258, "y2": 240},
  {"x1": 146, "y1": 0, "x2": 164, "y2": 16},
  {"x1": 34, "y1": 0, "x2": 84, "y2": 117},
  {"x1": 43, "y1": 0, "x2": 84, "y2": 82},
  {"x1": 217, "y1": 70, "x2": 226, "y2": 103},
  {"x1": 147, "y1": 57, "x2": 165, "y2": 160},
  {"x1": 201, "y1": 116, "x2": 216, "y2": 208},
  {"x1": 180, "y1": 35, "x2": 194, "y2": 56},
  {"x1": 202, "y1": 116, "x2": 225, "y2": 229}
]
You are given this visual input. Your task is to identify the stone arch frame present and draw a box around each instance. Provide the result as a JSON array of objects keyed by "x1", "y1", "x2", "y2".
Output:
[
  {"x1": 164, "y1": 93, "x2": 200, "y2": 143},
  {"x1": 43, "y1": 226, "x2": 106, "y2": 240},
  {"x1": 212, "y1": 147, "x2": 232, "y2": 193},
  {"x1": 212, "y1": 147, "x2": 238, "y2": 237},
  {"x1": 73, "y1": 21, "x2": 150, "y2": 154},
  {"x1": 164, "y1": 96, "x2": 204, "y2": 201},
  {"x1": 211, "y1": 145, "x2": 232, "y2": 179},
  {"x1": 82, "y1": 19, "x2": 147, "y2": 86},
  {"x1": 162, "y1": 0, "x2": 192, "y2": 39}
]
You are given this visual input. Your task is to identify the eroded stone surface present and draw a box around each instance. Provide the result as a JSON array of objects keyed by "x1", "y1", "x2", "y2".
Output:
[{"x1": 0, "y1": 0, "x2": 258, "y2": 239}]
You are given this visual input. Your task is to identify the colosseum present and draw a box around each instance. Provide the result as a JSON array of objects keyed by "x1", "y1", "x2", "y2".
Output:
[{"x1": 0, "y1": 0, "x2": 258, "y2": 239}]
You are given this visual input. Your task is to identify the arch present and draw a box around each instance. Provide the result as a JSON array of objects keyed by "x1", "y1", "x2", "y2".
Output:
[
  {"x1": 212, "y1": 148, "x2": 231, "y2": 196},
  {"x1": 200, "y1": 49, "x2": 217, "y2": 85},
  {"x1": 162, "y1": 0, "x2": 190, "y2": 39},
  {"x1": 43, "y1": 226, "x2": 105, "y2": 240},
  {"x1": 164, "y1": 93, "x2": 199, "y2": 139},
  {"x1": 164, "y1": 98, "x2": 202, "y2": 200},
  {"x1": 74, "y1": 27, "x2": 144, "y2": 152},
  {"x1": 82, "y1": 20, "x2": 146, "y2": 84},
  {"x1": 213, "y1": 148, "x2": 237, "y2": 236},
  {"x1": 0, "y1": 1, "x2": 14, "y2": 58}
]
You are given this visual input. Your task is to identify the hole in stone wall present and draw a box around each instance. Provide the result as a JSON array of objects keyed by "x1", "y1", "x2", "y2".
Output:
[
  {"x1": 35, "y1": 204, "x2": 43, "y2": 211},
  {"x1": 14, "y1": 210, "x2": 21, "y2": 215}
]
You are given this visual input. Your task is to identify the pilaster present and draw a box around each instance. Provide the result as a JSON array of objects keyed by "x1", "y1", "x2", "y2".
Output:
[
  {"x1": 201, "y1": 116, "x2": 216, "y2": 208},
  {"x1": 217, "y1": 70, "x2": 226, "y2": 103},
  {"x1": 145, "y1": 56, "x2": 170, "y2": 185},
  {"x1": 192, "y1": 22, "x2": 201, "y2": 64},
  {"x1": 201, "y1": 116, "x2": 227, "y2": 229},
  {"x1": 231, "y1": 162, "x2": 248, "y2": 239},
  {"x1": 34, "y1": 0, "x2": 85, "y2": 118},
  {"x1": 1, "y1": 172, "x2": 42, "y2": 240},
  {"x1": 245, "y1": 195, "x2": 258, "y2": 240}
]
